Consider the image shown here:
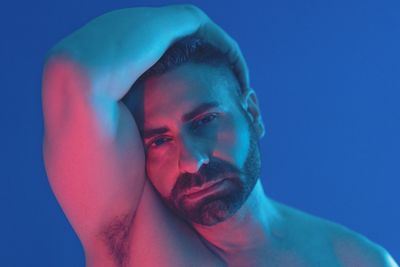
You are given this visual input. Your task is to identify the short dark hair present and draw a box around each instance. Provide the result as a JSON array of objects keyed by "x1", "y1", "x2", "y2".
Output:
[{"x1": 132, "y1": 35, "x2": 242, "y2": 98}]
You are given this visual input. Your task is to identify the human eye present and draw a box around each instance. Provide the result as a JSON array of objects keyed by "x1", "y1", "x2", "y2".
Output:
[
  {"x1": 191, "y1": 113, "x2": 219, "y2": 130},
  {"x1": 147, "y1": 136, "x2": 172, "y2": 148}
]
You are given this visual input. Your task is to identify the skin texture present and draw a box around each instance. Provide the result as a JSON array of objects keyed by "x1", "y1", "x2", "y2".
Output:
[
  {"x1": 42, "y1": 5, "x2": 398, "y2": 267},
  {"x1": 125, "y1": 62, "x2": 398, "y2": 267},
  {"x1": 42, "y1": 5, "x2": 247, "y2": 266},
  {"x1": 128, "y1": 63, "x2": 261, "y2": 227}
]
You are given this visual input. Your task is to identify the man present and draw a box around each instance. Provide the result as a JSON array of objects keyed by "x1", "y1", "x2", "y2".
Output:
[{"x1": 42, "y1": 4, "x2": 397, "y2": 267}]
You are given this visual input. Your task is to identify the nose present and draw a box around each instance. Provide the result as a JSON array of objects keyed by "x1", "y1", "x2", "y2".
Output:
[{"x1": 178, "y1": 139, "x2": 209, "y2": 174}]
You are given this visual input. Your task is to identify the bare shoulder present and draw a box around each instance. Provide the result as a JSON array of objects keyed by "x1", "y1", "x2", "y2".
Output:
[
  {"x1": 327, "y1": 222, "x2": 398, "y2": 267},
  {"x1": 271, "y1": 200, "x2": 398, "y2": 267}
]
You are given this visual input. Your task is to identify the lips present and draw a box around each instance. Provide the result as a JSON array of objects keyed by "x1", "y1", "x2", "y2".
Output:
[{"x1": 182, "y1": 179, "x2": 228, "y2": 200}]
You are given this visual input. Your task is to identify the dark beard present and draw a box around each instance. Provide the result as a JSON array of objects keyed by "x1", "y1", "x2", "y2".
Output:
[{"x1": 163, "y1": 128, "x2": 261, "y2": 226}]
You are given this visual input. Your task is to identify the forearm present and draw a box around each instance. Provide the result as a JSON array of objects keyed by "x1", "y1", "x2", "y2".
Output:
[{"x1": 47, "y1": 5, "x2": 206, "y2": 102}]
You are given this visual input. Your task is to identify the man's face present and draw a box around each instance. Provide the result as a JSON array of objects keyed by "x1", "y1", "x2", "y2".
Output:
[{"x1": 132, "y1": 63, "x2": 262, "y2": 226}]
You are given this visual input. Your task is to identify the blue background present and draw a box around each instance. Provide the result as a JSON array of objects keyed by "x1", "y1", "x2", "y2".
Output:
[{"x1": 1, "y1": 0, "x2": 399, "y2": 265}]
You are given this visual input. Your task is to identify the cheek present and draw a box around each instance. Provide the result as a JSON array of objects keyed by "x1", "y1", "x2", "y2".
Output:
[
  {"x1": 146, "y1": 146, "x2": 179, "y2": 198},
  {"x1": 214, "y1": 114, "x2": 250, "y2": 167}
]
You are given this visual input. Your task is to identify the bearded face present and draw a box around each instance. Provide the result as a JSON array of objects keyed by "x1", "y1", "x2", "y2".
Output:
[{"x1": 127, "y1": 63, "x2": 264, "y2": 226}]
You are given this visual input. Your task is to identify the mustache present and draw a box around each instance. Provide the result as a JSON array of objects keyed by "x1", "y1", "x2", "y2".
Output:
[{"x1": 171, "y1": 158, "x2": 242, "y2": 198}]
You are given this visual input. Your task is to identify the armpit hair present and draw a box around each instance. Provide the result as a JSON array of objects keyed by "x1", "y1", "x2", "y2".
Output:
[{"x1": 100, "y1": 214, "x2": 133, "y2": 267}]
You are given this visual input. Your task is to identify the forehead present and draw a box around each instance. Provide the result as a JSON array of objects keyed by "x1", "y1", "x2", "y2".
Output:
[{"x1": 137, "y1": 63, "x2": 240, "y2": 123}]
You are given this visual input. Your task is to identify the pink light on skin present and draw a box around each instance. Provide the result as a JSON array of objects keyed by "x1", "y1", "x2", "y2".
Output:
[
  {"x1": 44, "y1": 53, "x2": 399, "y2": 267},
  {"x1": 125, "y1": 61, "x2": 280, "y2": 265},
  {"x1": 136, "y1": 63, "x2": 252, "y2": 200},
  {"x1": 42, "y1": 56, "x2": 146, "y2": 266},
  {"x1": 43, "y1": 5, "x2": 399, "y2": 265}
]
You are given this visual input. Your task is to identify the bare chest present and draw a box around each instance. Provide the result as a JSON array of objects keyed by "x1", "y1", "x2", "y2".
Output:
[{"x1": 126, "y1": 183, "x2": 343, "y2": 267}]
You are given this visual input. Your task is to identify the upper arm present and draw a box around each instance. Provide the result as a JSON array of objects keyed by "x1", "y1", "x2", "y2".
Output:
[{"x1": 42, "y1": 55, "x2": 146, "y2": 262}]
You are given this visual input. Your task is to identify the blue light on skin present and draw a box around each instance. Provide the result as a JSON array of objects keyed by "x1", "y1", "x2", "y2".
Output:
[
  {"x1": 128, "y1": 61, "x2": 280, "y2": 265},
  {"x1": 125, "y1": 61, "x2": 398, "y2": 266},
  {"x1": 137, "y1": 63, "x2": 257, "y2": 202}
]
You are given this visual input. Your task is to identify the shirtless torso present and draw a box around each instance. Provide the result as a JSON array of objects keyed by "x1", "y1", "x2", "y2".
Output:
[
  {"x1": 127, "y1": 180, "x2": 391, "y2": 267},
  {"x1": 42, "y1": 5, "x2": 397, "y2": 267}
]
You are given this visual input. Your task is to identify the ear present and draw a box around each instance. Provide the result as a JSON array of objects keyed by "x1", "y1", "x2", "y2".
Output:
[{"x1": 241, "y1": 89, "x2": 265, "y2": 139}]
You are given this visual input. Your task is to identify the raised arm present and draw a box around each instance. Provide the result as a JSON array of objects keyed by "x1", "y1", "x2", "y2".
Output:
[{"x1": 42, "y1": 5, "x2": 247, "y2": 266}]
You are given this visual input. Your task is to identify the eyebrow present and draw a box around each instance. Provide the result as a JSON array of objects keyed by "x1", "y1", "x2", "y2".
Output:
[
  {"x1": 142, "y1": 101, "x2": 220, "y2": 139},
  {"x1": 182, "y1": 101, "x2": 220, "y2": 122}
]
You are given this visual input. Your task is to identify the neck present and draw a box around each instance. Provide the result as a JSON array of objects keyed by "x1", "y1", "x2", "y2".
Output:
[{"x1": 192, "y1": 180, "x2": 282, "y2": 265}]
